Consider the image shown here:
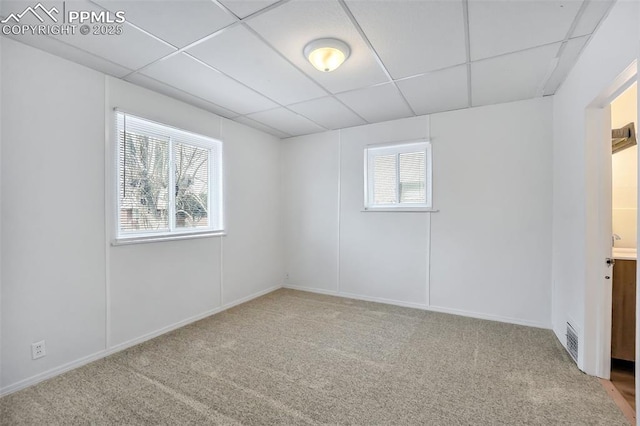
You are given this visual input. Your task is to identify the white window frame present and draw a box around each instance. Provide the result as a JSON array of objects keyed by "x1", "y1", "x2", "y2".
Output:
[
  {"x1": 363, "y1": 140, "x2": 434, "y2": 212},
  {"x1": 114, "y1": 111, "x2": 224, "y2": 245}
]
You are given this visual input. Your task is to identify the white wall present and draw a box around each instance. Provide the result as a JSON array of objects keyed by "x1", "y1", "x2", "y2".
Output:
[
  {"x1": 340, "y1": 117, "x2": 430, "y2": 305},
  {"x1": 611, "y1": 83, "x2": 637, "y2": 249},
  {"x1": 105, "y1": 78, "x2": 225, "y2": 347},
  {"x1": 551, "y1": 0, "x2": 639, "y2": 374},
  {"x1": 1, "y1": 36, "x2": 107, "y2": 392},
  {"x1": 5, "y1": 1, "x2": 635, "y2": 395},
  {"x1": 430, "y1": 99, "x2": 553, "y2": 325},
  {"x1": 221, "y1": 119, "x2": 283, "y2": 304},
  {"x1": 1, "y1": 38, "x2": 283, "y2": 393},
  {"x1": 282, "y1": 98, "x2": 553, "y2": 327},
  {"x1": 281, "y1": 131, "x2": 340, "y2": 292}
]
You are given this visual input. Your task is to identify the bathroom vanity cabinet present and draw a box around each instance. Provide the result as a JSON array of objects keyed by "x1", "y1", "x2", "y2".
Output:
[{"x1": 612, "y1": 259, "x2": 636, "y2": 362}]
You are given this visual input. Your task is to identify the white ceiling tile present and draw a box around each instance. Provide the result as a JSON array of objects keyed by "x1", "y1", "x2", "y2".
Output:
[
  {"x1": 125, "y1": 73, "x2": 239, "y2": 119},
  {"x1": 246, "y1": 108, "x2": 326, "y2": 136},
  {"x1": 471, "y1": 43, "x2": 561, "y2": 107},
  {"x1": 246, "y1": 0, "x2": 389, "y2": 94},
  {"x1": 218, "y1": 0, "x2": 280, "y2": 19},
  {"x1": 24, "y1": 1, "x2": 177, "y2": 71},
  {"x1": 2, "y1": 33, "x2": 131, "y2": 77},
  {"x1": 543, "y1": 36, "x2": 589, "y2": 95},
  {"x1": 2, "y1": 0, "x2": 599, "y2": 129},
  {"x1": 233, "y1": 116, "x2": 291, "y2": 139},
  {"x1": 187, "y1": 25, "x2": 325, "y2": 105},
  {"x1": 336, "y1": 83, "x2": 414, "y2": 123},
  {"x1": 91, "y1": 0, "x2": 236, "y2": 48},
  {"x1": 288, "y1": 97, "x2": 366, "y2": 130},
  {"x1": 468, "y1": 0, "x2": 581, "y2": 60},
  {"x1": 141, "y1": 53, "x2": 277, "y2": 115},
  {"x1": 397, "y1": 65, "x2": 469, "y2": 116},
  {"x1": 345, "y1": 0, "x2": 466, "y2": 79},
  {"x1": 571, "y1": 0, "x2": 615, "y2": 37}
]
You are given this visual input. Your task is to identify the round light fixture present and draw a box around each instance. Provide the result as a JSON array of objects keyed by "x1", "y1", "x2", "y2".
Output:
[{"x1": 303, "y1": 38, "x2": 350, "y2": 73}]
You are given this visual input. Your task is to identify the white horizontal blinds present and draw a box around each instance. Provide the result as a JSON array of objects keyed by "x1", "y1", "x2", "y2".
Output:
[
  {"x1": 169, "y1": 124, "x2": 222, "y2": 231},
  {"x1": 116, "y1": 111, "x2": 223, "y2": 238},
  {"x1": 373, "y1": 154, "x2": 398, "y2": 204},
  {"x1": 366, "y1": 141, "x2": 431, "y2": 208},
  {"x1": 399, "y1": 151, "x2": 426, "y2": 203},
  {"x1": 174, "y1": 142, "x2": 209, "y2": 229},
  {"x1": 117, "y1": 113, "x2": 170, "y2": 233}
]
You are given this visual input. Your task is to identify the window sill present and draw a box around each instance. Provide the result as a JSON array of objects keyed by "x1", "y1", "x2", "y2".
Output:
[
  {"x1": 112, "y1": 230, "x2": 226, "y2": 246},
  {"x1": 361, "y1": 207, "x2": 439, "y2": 213}
]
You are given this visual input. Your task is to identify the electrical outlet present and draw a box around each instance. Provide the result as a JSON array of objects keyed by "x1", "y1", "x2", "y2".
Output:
[{"x1": 31, "y1": 340, "x2": 46, "y2": 360}]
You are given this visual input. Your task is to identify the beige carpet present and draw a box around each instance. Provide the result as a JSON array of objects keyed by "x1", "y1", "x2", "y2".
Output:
[{"x1": 0, "y1": 289, "x2": 629, "y2": 425}]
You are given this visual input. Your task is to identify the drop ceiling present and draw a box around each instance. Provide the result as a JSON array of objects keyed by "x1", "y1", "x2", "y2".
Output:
[{"x1": 1, "y1": 0, "x2": 615, "y2": 138}]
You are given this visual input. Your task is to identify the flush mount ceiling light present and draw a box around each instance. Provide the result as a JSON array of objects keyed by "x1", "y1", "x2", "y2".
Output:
[{"x1": 303, "y1": 38, "x2": 350, "y2": 72}]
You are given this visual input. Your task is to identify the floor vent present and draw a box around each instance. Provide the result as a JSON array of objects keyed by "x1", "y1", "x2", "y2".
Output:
[{"x1": 566, "y1": 322, "x2": 578, "y2": 363}]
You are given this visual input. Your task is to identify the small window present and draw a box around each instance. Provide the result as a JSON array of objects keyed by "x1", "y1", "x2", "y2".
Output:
[
  {"x1": 115, "y1": 111, "x2": 223, "y2": 242},
  {"x1": 364, "y1": 141, "x2": 432, "y2": 210}
]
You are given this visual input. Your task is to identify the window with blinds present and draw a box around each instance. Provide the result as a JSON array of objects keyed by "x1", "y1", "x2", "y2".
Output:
[
  {"x1": 116, "y1": 111, "x2": 223, "y2": 241},
  {"x1": 364, "y1": 141, "x2": 432, "y2": 210}
]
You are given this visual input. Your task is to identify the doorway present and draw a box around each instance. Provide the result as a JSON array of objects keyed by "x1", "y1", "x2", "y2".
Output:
[
  {"x1": 609, "y1": 82, "x2": 638, "y2": 412},
  {"x1": 583, "y1": 61, "x2": 637, "y2": 424}
]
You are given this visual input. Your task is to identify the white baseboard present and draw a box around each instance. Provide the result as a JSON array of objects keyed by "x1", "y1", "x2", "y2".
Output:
[
  {"x1": 0, "y1": 349, "x2": 110, "y2": 398},
  {"x1": 0, "y1": 285, "x2": 282, "y2": 397},
  {"x1": 222, "y1": 284, "x2": 283, "y2": 311},
  {"x1": 283, "y1": 284, "x2": 551, "y2": 330},
  {"x1": 283, "y1": 285, "x2": 340, "y2": 297},
  {"x1": 2, "y1": 283, "x2": 550, "y2": 396},
  {"x1": 552, "y1": 323, "x2": 567, "y2": 349},
  {"x1": 426, "y1": 304, "x2": 551, "y2": 330},
  {"x1": 106, "y1": 308, "x2": 224, "y2": 356},
  {"x1": 107, "y1": 284, "x2": 282, "y2": 354},
  {"x1": 285, "y1": 285, "x2": 432, "y2": 311}
]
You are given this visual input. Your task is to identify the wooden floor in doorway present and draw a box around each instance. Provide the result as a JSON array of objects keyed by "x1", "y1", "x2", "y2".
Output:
[
  {"x1": 612, "y1": 360, "x2": 636, "y2": 410},
  {"x1": 601, "y1": 359, "x2": 636, "y2": 425}
]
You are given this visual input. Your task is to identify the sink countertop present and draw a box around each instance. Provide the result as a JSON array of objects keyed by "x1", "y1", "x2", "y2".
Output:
[{"x1": 613, "y1": 247, "x2": 637, "y2": 260}]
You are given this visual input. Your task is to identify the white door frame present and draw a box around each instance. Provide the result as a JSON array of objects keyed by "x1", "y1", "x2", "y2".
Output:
[
  {"x1": 585, "y1": 104, "x2": 613, "y2": 379},
  {"x1": 585, "y1": 60, "x2": 637, "y2": 380}
]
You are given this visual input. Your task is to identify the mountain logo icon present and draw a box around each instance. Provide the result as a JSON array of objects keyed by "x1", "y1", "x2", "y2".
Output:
[{"x1": 1, "y1": 3, "x2": 59, "y2": 24}]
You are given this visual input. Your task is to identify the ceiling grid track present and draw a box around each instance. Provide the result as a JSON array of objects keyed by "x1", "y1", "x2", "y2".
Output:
[
  {"x1": 560, "y1": 0, "x2": 591, "y2": 55},
  {"x1": 183, "y1": 52, "x2": 331, "y2": 133},
  {"x1": 123, "y1": 72, "x2": 241, "y2": 119},
  {"x1": 8, "y1": 29, "x2": 135, "y2": 76},
  {"x1": 86, "y1": 0, "x2": 308, "y2": 132},
  {"x1": 121, "y1": 22, "x2": 243, "y2": 79},
  {"x1": 211, "y1": 0, "x2": 371, "y2": 128},
  {"x1": 0, "y1": 8, "x2": 247, "y2": 120},
  {"x1": 211, "y1": 0, "x2": 243, "y2": 21},
  {"x1": 538, "y1": 0, "x2": 609, "y2": 97},
  {"x1": 336, "y1": 0, "x2": 418, "y2": 118},
  {"x1": 239, "y1": 23, "x2": 370, "y2": 125},
  {"x1": 91, "y1": 0, "x2": 329, "y2": 133},
  {"x1": 87, "y1": 0, "x2": 176, "y2": 49},
  {"x1": 462, "y1": 0, "x2": 473, "y2": 108},
  {"x1": 535, "y1": 0, "x2": 589, "y2": 97},
  {"x1": 225, "y1": 0, "x2": 292, "y2": 22},
  {"x1": 91, "y1": 0, "x2": 334, "y2": 134},
  {"x1": 234, "y1": 115, "x2": 294, "y2": 138},
  {"x1": 3, "y1": 0, "x2": 614, "y2": 138},
  {"x1": 119, "y1": 0, "x2": 291, "y2": 80}
]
